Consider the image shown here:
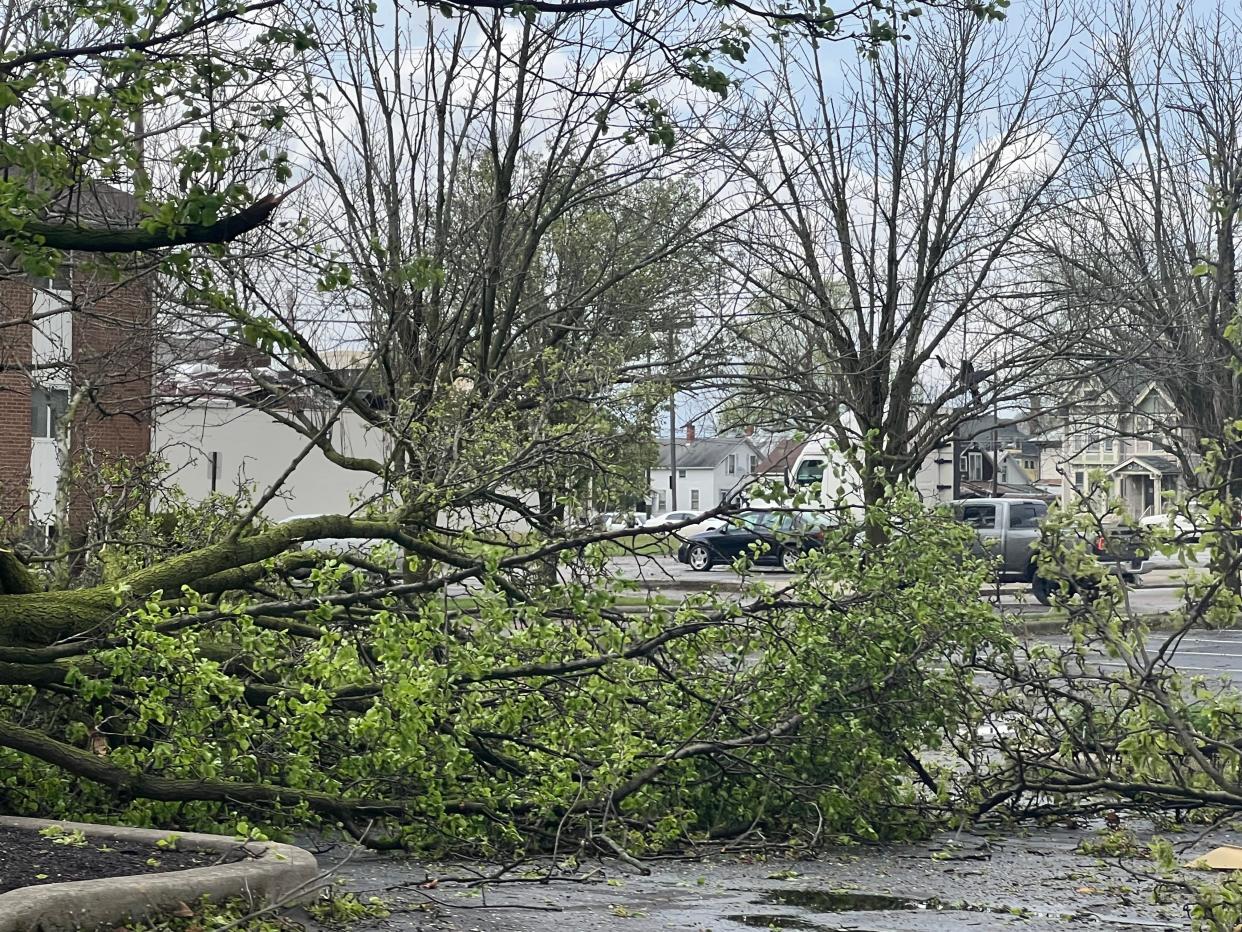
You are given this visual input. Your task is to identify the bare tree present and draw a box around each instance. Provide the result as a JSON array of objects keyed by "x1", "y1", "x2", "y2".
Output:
[
  {"x1": 708, "y1": 4, "x2": 1089, "y2": 516},
  {"x1": 1040, "y1": 0, "x2": 1242, "y2": 509},
  {"x1": 182, "y1": 4, "x2": 735, "y2": 544}
]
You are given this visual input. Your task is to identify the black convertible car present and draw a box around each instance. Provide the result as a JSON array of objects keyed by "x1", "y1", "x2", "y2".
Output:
[{"x1": 675, "y1": 509, "x2": 836, "y2": 571}]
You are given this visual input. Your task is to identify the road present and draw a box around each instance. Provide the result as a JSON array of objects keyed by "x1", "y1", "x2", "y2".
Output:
[
  {"x1": 606, "y1": 553, "x2": 1195, "y2": 613},
  {"x1": 604, "y1": 554, "x2": 1242, "y2": 679}
]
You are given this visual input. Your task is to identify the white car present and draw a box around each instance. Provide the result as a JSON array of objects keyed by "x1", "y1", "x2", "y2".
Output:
[
  {"x1": 642, "y1": 510, "x2": 725, "y2": 538},
  {"x1": 1138, "y1": 510, "x2": 1205, "y2": 542},
  {"x1": 597, "y1": 511, "x2": 650, "y2": 532}
]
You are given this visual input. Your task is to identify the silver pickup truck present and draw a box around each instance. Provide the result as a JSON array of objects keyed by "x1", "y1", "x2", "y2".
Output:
[{"x1": 951, "y1": 497, "x2": 1153, "y2": 605}]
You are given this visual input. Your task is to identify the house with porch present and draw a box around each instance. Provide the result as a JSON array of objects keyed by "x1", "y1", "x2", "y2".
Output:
[{"x1": 1030, "y1": 378, "x2": 1186, "y2": 519}]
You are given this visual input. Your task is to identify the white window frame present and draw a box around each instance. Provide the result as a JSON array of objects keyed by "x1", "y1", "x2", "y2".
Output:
[
  {"x1": 31, "y1": 386, "x2": 69, "y2": 440},
  {"x1": 962, "y1": 451, "x2": 984, "y2": 481}
]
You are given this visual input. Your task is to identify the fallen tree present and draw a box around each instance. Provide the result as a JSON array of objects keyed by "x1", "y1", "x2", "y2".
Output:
[{"x1": 0, "y1": 492, "x2": 1003, "y2": 852}]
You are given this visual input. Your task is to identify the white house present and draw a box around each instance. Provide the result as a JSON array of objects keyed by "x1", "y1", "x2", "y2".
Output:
[{"x1": 648, "y1": 427, "x2": 764, "y2": 514}]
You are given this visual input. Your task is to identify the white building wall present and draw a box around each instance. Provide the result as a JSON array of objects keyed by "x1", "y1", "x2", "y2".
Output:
[
  {"x1": 155, "y1": 404, "x2": 389, "y2": 520},
  {"x1": 156, "y1": 403, "x2": 540, "y2": 533},
  {"x1": 915, "y1": 443, "x2": 955, "y2": 504},
  {"x1": 29, "y1": 440, "x2": 60, "y2": 529},
  {"x1": 649, "y1": 466, "x2": 717, "y2": 513},
  {"x1": 28, "y1": 287, "x2": 73, "y2": 528}
]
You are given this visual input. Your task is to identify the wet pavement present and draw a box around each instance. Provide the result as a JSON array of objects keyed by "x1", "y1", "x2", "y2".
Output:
[
  {"x1": 297, "y1": 556, "x2": 1237, "y2": 931},
  {"x1": 605, "y1": 555, "x2": 1196, "y2": 617},
  {"x1": 308, "y1": 822, "x2": 1216, "y2": 931},
  {"x1": 1043, "y1": 628, "x2": 1242, "y2": 681}
]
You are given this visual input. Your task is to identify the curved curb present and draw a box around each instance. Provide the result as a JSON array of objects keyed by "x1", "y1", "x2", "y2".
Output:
[{"x1": 0, "y1": 816, "x2": 320, "y2": 931}]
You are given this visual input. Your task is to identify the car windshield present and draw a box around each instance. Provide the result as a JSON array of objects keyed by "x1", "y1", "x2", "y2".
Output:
[
  {"x1": 798, "y1": 512, "x2": 837, "y2": 531},
  {"x1": 732, "y1": 511, "x2": 769, "y2": 529}
]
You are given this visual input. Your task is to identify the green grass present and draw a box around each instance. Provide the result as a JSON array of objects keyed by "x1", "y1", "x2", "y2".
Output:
[{"x1": 592, "y1": 533, "x2": 679, "y2": 557}]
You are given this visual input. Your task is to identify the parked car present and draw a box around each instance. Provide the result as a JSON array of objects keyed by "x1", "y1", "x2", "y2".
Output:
[
  {"x1": 597, "y1": 511, "x2": 649, "y2": 531},
  {"x1": 1138, "y1": 509, "x2": 1207, "y2": 543},
  {"x1": 642, "y1": 510, "x2": 725, "y2": 538},
  {"x1": 676, "y1": 509, "x2": 836, "y2": 572},
  {"x1": 951, "y1": 498, "x2": 1153, "y2": 605}
]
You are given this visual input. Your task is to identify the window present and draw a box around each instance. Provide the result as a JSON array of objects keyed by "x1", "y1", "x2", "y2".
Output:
[
  {"x1": 957, "y1": 503, "x2": 996, "y2": 529},
  {"x1": 208, "y1": 451, "x2": 222, "y2": 492},
  {"x1": 1074, "y1": 470, "x2": 1085, "y2": 492},
  {"x1": 689, "y1": 489, "x2": 700, "y2": 510},
  {"x1": 960, "y1": 451, "x2": 984, "y2": 481},
  {"x1": 678, "y1": 469, "x2": 686, "y2": 478},
  {"x1": 656, "y1": 491, "x2": 667, "y2": 512},
  {"x1": 30, "y1": 386, "x2": 68, "y2": 438},
  {"x1": 33, "y1": 267, "x2": 71, "y2": 292},
  {"x1": 1103, "y1": 436, "x2": 1114, "y2": 452},
  {"x1": 749, "y1": 454, "x2": 758, "y2": 473},
  {"x1": 726, "y1": 454, "x2": 737, "y2": 475},
  {"x1": 1009, "y1": 503, "x2": 1047, "y2": 529},
  {"x1": 794, "y1": 459, "x2": 825, "y2": 485},
  {"x1": 773, "y1": 512, "x2": 797, "y2": 533}
]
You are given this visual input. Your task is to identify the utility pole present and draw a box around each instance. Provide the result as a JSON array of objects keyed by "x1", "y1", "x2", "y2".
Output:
[
  {"x1": 991, "y1": 389, "x2": 999, "y2": 496},
  {"x1": 668, "y1": 324, "x2": 677, "y2": 511}
]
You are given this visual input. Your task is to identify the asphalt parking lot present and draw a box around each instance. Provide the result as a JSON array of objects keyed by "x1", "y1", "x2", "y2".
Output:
[
  {"x1": 1036, "y1": 628, "x2": 1242, "y2": 680},
  {"x1": 607, "y1": 553, "x2": 1193, "y2": 611},
  {"x1": 605, "y1": 554, "x2": 1242, "y2": 678}
]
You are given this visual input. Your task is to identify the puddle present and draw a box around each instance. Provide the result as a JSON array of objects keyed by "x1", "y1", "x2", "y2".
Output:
[
  {"x1": 757, "y1": 889, "x2": 998, "y2": 915},
  {"x1": 759, "y1": 890, "x2": 924, "y2": 912},
  {"x1": 723, "y1": 916, "x2": 824, "y2": 930}
]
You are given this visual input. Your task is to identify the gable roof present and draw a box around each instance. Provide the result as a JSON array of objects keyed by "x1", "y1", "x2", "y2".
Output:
[
  {"x1": 1133, "y1": 381, "x2": 1176, "y2": 411},
  {"x1": 754, "y1": 438, "x2": 807, "y2": 476},
  {"x1": 656, "y1": 436, "x2": 761, "y2": 469},
  {"x1": 1109, "y1": 454, "x2": 1180, "y2": 476}
]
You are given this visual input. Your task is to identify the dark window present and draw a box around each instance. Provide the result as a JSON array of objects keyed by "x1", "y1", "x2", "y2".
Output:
[
  {"x1": 798, "y1": 512, "x2": 836, "y2": 531},
  {"x1": 1009, "y1": 503, "x2": 1046, "y2": 529},
  {"x1": 749, "y1": 454, "x2": 758, "y2": 472},
  {"x1": 31, "y1": 386, "x2": 69, "y2": 438},
  {"x1": 735, "y1": 510, "x2": 776, "y2": 530},
  {"x1": 958, "y1": 503, "x2": 997, "y2": 529},
  {"x1": 33, "y1": 267, "x2": 71, "y2": 291},
  {"x1": 773, "y1": 512, "x2": 797, "y2": 533},
  {"x1": 678, "y1": 469, "x2": 686, "y2": 478},
  {"x1": 726, "y1": 454, "x2": 736, "y2": 475},
  {"x1": 961, "y1": 451, "x2": 985, "y2": 481},
  {"x1": 794, "y1": 459, "x2": 826, "y2": 484}
]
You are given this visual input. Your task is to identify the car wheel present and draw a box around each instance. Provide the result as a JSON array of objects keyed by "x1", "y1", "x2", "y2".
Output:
[
  {"x1": 1031, "y1": 574, "x2": 1055, "y2": 606},
  {"x1": 687, "y1": 544, "x2": 713, "y2": 572},
  {"x1": 1032, "y1": 573, "x2": 1097, "y2": 606},
  {"x1": 780, "y1": 547, "x2": 801, "y2": 572}
]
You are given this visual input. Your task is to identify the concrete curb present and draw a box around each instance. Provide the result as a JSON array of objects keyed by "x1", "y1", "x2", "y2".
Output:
[{"x1": 0, "y1": 816, "x2": 320, "y2": 932}]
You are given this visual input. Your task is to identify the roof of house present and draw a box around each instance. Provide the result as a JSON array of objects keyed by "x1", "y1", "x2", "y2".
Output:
[
  {"x1": 656, "y1": 436, "x2": 760, "y2": 469},
  {"x1": 753, "y1": 438, "x2": 807, "y2": 476},
  {"x1": 956, "y1": 413, "x2": 1031, "y2": 446},
  {"x1": 1109, "y1": 454, "x2": 1180, "y2": 476}
]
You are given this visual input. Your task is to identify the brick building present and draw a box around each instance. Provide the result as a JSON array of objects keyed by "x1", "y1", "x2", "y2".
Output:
[{"x1": 0, "y1": 185, "x2": 153, "y2": 538}]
